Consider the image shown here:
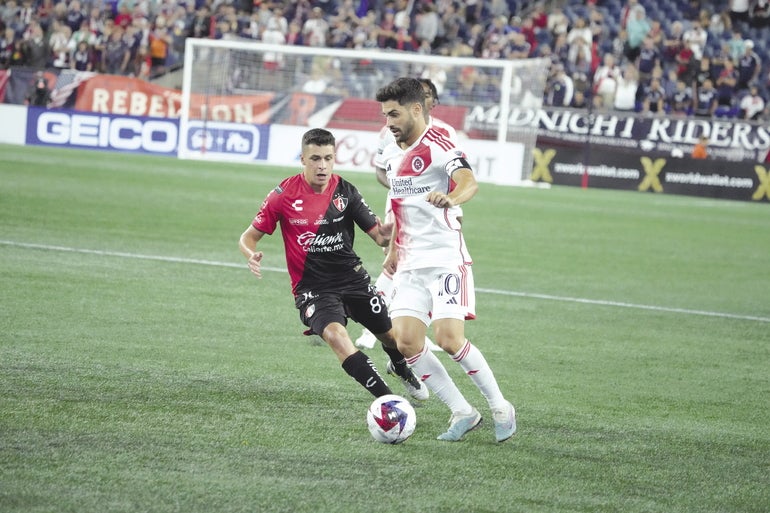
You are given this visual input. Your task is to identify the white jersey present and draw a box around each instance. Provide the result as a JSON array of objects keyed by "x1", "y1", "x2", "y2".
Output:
[
  {"x1": 376, "y1": 116, "x2": 463, "y2": 222},
  {"x1": 384, "y1": 126, "x2": 472, "y2": 271}
]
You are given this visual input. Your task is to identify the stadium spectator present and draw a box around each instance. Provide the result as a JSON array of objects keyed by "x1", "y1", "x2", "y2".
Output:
[
  {"x1": 148, "y1": 23, "x2": 172, "y2": 76},
  {"x1": 22, "y1": 22, "x2": 48, "y2": 70},
  {"x1": 620, "y1": 0, "x2": 645, "y2": 30},
  {"x1": 70, "y1": 36, "x2": 94, "y2": 71},
  {"x1": 729, "y1": 0, "x2": 751, "y2": 25},
  {"x1": 683, "y1": 20, "x2": 708, "y2": 61},
  {"x1": 547, "y1": 6, "x2": 569, "y2": 38},
  {"x1": 676, "y1": 39, "x2": 698, "y2": 85},
  {"x1": 710, "y1": 7, "x2": 733, "y2": 35},
  {"x1": 636, "y1": 36, "x2": 659, "y2": 85},
  {"x1": 646, "y1": 19, "x2": 664, "y2": 48},
  {"x1": 413, "y1": 2, "x2": 438, "y2": 49},
  {"x1": 102, "y1": 26, "x2": 130, "y2": 75},
  {"x1": 669, "y1": 79, "x2": 694, "y2": 116},
  {"x1": 662, "y1": 21, "x2": 685, "y2": 64},
  {"x1": 49, "y1": 21, "x2": 72, "y2": 69},
  {"x1": 750, "y1": 0, "x2": 770, "y2": 28},
  {"x1": 566, "y1": 16, "x2": 592, "y2": 49},
  {"x1": 642, "y1": 76, "x2": 665, "y2": 114},
  {"x1": 570, "y1": 89, "x2": 588, "y2": 109},
  {"x1": 739, "y1": 85, "x2": 766, "y2": 119},
  {"x1": 737, "y1": 40, "x2": 761, "y2": 91},
  {"x1": 587, "y1": 4, "x2": 608, "y2": 43},
  {"x1": 507, "y1": 31, "x2": 531, "y2": 59},
  {"x1": 238, "y1": 127, "x2": 427, "y2": 403},
  {"x1": 593, "y1": 52, "x2": 621, "y2": 108},
  {"x1": 545, "y1": 63, "x2": 574, "y2": 107},
  {"x1": 114, "y1": 3, "x2": 132, "y2": 30},
  {"x1": 614, "y1": 64, "x2": 639, "y2": 112},
  {"x1": 694, "y1": 78, "x2": 718, "y2": 117},
  {"x1": 0, "y1": 27, "x2": 17, "y2": 69},
  {"x1": 566, "y1": 38, "x2": 593, "y2": 95},
  {"x1": 375, "y1": 77, "x2": 516, "y2": 443},
  {"x1": 691, "y1": 135, "x2": 709, "y2": 158},
  {"x1": 625, "y1": 8, "x2": 651, "y2": 62},
  {"x1": 716, "y1": 58, "x2": 739, "y2": 114}
]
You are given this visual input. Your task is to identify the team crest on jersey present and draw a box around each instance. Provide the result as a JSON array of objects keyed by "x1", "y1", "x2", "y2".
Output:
[
  {"x1": 332, "y1": 193, "x2": 348, "y2": 212},
  {"x1": 305, "y1": 304, "x2": 315, "y2": 318},
  {"x1": 411, "y1": 156, "x2": 425, "y2": 173}
]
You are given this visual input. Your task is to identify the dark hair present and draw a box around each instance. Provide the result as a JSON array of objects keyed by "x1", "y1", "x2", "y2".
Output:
[
  {"x1": 375, "y1": 77, "x2": 426, "y2": 108},
  {"x1": 418, "y1": 78, "x2": 439, "y2": 104},
  {"x1": 302, "y1": 128, "x2": 335, "y2": 148}
]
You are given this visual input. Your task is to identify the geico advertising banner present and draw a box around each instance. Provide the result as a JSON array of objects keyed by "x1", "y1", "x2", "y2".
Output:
[
  {"x1": 26, "y1": 107, "x2": 179, "y2": 155},
  {"x1": 73, "y1": 75, "x2": 274, "y2": 122},
  {"x1": 532, "y1": 145, "x2": 770, "y2": 202},
  {"x1": 466, "y1": 106, "x2": 770, "y2": 163}
]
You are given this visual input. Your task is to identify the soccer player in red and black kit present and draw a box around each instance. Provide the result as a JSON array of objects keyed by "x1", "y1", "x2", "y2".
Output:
[{"x1": 239, "y1": 128, "x2": 428, "y2": 402}]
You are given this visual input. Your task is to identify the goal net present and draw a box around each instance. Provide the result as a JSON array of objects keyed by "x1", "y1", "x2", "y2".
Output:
[{"x1": 179, "y1": 38, "x2": 549, "y2": 185}]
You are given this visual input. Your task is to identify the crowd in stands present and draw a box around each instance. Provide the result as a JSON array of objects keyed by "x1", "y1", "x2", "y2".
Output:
[{"x1": 1, "y1": 0, "x2": 769, "y2": 120}]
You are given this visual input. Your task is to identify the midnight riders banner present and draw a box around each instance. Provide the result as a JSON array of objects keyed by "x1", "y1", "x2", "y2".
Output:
[{"x1": 464, "y1": 106, "x2": 770, "y2": 163}]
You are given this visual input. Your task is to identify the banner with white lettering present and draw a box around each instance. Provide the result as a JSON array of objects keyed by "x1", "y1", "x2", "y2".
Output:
[
  {"x1": 73, "y1": 75, "x2": 274, "y2": 122},
  {"x1": 465, "y1": 106, "x2": 770, "y2": 163},
  {"x1": 531, "y1": 144, "x2": 770, "y2": 202},
  {"x1": 26, "y1": 107, "x2": 179, "y2": 155}
]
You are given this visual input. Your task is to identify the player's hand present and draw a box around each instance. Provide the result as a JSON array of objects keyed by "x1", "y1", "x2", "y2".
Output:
[
  {"x1": 383, "y1": 250, "x2": 398, "y2": 275},
  {"x1": 426, "y1": 191, "x2": 454, "y2": 208},
  {"x1": 247, "y1": 251, "x2": 264, "y2": 278},
  {"x1": 374, "y1": 216, "x2": 393, "y2": 246}
]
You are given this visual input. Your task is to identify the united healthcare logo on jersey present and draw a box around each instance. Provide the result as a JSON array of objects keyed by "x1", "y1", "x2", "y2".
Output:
[{"x1": 186, "y1": 121, "x2": 269, "y2": 161}]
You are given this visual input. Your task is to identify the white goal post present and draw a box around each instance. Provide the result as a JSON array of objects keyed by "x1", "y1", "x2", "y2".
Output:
[{"x1": 179, "y1": 38, "x2": 549, "y2": 185}]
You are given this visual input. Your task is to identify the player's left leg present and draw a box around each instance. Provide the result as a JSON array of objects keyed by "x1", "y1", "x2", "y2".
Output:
[{"x1": 431, "y1": 266, "x2": 517, "y2": 442}]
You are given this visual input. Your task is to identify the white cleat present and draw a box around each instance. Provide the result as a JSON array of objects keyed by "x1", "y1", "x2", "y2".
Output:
[
  {"x1": 437, "y1": 408, "x2": 482, "y2": 441},
  {"x1": 354, "y1": 329, "x2": 377, "y2": 349},
  {"x1": 492, "y1": 401, "x2": 517, "y2": 442}
]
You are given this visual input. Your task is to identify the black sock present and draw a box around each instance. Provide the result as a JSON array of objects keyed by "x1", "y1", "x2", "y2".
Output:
[
  {"x1": 341, "y1": 351, "x2": 392, "y2": 397},
  {"x1": 381, "y1": 345, "x2": 409, "y2": 378}
]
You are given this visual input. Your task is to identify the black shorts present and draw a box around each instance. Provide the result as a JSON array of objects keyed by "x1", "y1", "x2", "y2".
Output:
[{"x1": 295, "y1": 283, "x2": 391, "y2": 338}]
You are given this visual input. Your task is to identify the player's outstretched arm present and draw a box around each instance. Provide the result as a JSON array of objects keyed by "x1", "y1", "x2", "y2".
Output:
[{"x1": 239, "y1": 226, "x2": 267, "y2": 279}]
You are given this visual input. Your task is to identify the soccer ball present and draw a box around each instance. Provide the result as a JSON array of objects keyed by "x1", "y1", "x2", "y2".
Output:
[{"x1": 366, "y1": 394, "x2": 416, "y2": 444}]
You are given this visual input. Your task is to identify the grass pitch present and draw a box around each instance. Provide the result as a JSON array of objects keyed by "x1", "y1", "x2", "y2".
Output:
[{"x1": 1, "y1": 144, "x2": 768, "y2": 513}]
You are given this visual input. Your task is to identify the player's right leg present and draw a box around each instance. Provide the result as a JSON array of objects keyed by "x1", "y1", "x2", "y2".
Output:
[{"x1": 346, "y1": 284, "x2": 428, "y2": 402}]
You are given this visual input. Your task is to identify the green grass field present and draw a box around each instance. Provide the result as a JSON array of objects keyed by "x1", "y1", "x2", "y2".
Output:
[{"x1": 1, "y1": 143, "x2": 768, "y2": 513}]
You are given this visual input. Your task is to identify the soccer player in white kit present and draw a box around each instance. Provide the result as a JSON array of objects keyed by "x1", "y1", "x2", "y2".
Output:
[
  {"x1": 355, "y1": 78, "x2": 456, "y2": 353},
  {"x1": 375, "y1": 77, "x2": 517, "y2": 442}
]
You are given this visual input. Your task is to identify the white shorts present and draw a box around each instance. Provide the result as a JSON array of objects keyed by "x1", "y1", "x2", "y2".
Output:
[{"x1": 389, "y1": 266, "x2": 476, "y2": 326}]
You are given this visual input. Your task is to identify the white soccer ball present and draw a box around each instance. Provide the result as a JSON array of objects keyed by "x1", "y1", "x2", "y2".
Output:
[{"x1": 366, "y1": 394, "x2": 416, "y2": 444}]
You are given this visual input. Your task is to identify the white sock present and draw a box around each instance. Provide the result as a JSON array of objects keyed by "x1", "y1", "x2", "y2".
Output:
[
  {"x1": 452, "y1": 340, "x2": 507, "y2": 410},
  {"x1": 407, "y1": 345, "x2": 473, "y2": 415}
]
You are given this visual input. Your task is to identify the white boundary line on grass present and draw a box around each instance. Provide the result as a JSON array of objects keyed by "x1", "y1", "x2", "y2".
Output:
[{"x1": 3, "y1": 239, "x2": 769, "y2": 324}]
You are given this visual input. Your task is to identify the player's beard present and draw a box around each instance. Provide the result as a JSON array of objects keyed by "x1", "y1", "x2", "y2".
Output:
[{"x1": 394, "y1": 117, "x2": 415, "y2": 145}]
